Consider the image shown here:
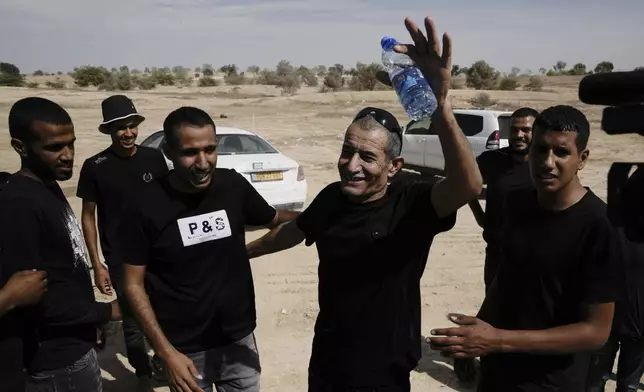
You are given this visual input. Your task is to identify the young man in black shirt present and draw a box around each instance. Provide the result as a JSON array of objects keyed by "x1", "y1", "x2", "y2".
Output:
[
  {"x1": 246, "y1": 16, "x2": 483, "y2": 392},
  {"x1": 469, "y1": 107, "x2": 539, "y2": 292},
  {"x1": 0, "y1": 97, "x2": 122, "y2": 392},
  {"x1": 0, "y1": 269, "x2": 47, "y2": 392},
  {"x1": 77, "y1": 94, "x2": 169, "y2": 384},
  {"x1": 116, "y1": 106, "x2": 299, "y2": 392},
  {"x1": 428, "y1": 105, "x2": 621, "y2": 392}
]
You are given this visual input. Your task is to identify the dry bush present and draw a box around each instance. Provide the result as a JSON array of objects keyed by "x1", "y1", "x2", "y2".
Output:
[
  {"x1": 498, "y1": 77, "x2": 520, "y2": 91},
  {"x1": 45, "y1": 79, "x2": 66, "y2": 89},
  {"x1": 347, "y1": 63, "x2": 382, "y2": 91},
  {"x1": 276, "y1": 73, "x2": 301, "y2": 95},
  {"x1": 26, "y1": 82, "x2": 39, "y2": 88},
  {"x1": 198, "y1": 77, "x2": 219, "y2": 87},
  {"x1": 450, "y1": 78, "x2": 465, "y2": 90},
  {"x1": 132, "y1": 75, "x2": 157, "y2": 90},
  {"x1": 224, "y1": 73, "x2": 247, "y2": 85},
  {"x1": 524, "y1": 76, "x2": 544, "y2": 92},
  {"x1": 73, "y1": 66, "x2": 111, "y2": 87},
  {"x1": 256, "y1": 70, "x2": 280, "y2": 85},
  {"x1": 469, "y1": 92, "x2": 498, "y2": 108},
  {"x1": 323, "y1": 72, "x2": 344, "y2": 91}
]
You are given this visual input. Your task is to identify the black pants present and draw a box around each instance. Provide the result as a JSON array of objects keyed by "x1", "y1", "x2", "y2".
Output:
[
  {"x1": 109, "y1": 264, "x2": 152, "y2": 377},
  {"x1": 587, "y1": 332, "x2": 644, "y2": 392},
  {"x1": 308, "y1": 370, "x2": 411, "y2": 392}
]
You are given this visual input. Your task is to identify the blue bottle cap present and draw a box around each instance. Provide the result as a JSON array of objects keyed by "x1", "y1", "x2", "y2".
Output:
[{"x1": 381, "y1": 36, "x2": 398, "y2": 51}]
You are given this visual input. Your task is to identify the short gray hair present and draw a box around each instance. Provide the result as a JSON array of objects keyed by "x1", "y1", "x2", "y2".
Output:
[{"x1": 352, "y1": 115, "x2": 402, "y2": 159}]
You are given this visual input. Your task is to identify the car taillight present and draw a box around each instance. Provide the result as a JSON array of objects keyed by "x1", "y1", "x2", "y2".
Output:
[
  {"x1": 486, "y1": 131, "x2": 500, "y2": 150},
  {"x1": 297, "y1": 166, "x2": 305, "y2": 181}
]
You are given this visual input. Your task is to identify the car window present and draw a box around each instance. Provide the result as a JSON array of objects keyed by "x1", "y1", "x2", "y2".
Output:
[
  {"x1": 404, "y1": 117, "x2": 434, "y2": 135},
  {"x1": 217, "y1": 135, "x2": 278, "y2": 155},
  {"x1": 141, "y1": 130, "x2": 165, "y2": 149},
  {"x1": 498, "y1": 115, "x2": 511, "y2": 139},
  {"x1": 454, "y1": 114, "x2": 484, "y2": 137}
]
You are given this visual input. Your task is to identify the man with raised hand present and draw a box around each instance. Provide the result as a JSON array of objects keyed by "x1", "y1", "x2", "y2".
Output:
[{"x1": 246, "y1": 15, "x2": 482, "y2": 392}]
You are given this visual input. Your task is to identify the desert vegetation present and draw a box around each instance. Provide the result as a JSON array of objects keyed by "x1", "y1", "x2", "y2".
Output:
[{"x1": 3, "y1": 59, "x2": 641, "y2": 95}]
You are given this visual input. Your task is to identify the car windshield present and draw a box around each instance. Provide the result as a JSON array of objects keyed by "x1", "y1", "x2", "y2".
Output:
[{"x1": 217, "y1": 134, "x2": 278, "y2": 155}]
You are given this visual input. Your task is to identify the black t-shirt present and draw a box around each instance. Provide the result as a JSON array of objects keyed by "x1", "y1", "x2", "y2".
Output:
[
  {"x1": 477, "y1": 188, "x2": 621, "y2": 392},
  {"x1": 0, "y1": 175, "x2": 112, "y2": 373},
  {"x1": 76, "y1": 145, "x2": 169, "y2": 265},
  {"x1": 477, "y1": 147, "x2": 532, "y2": 256},
  {"x1": 295, "y1": 179, "x2": 456, "y2": 385},
  {"x1": 0, "y1": 250, "x2": 26, "y2": 391},
  {"x1": 113, "y1": 169, "x2": 276, "y2": 353},
  {"x1": 610, "y1": 168, "x2": 644, "y2": 338}
]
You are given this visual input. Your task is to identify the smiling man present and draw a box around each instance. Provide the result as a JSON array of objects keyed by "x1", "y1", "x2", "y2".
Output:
[
  {"x1": 115, "y1": 106, "x2": 299, "y2": 392},
  {"x1": 245, "y1": 16, "x2": 483, "y2": 392},
  {"x1": 429, "y1": 105, "x2": 622, "y2": 392},
  {"x1": 76, "y1": 94, "x2": 168, "y2": 387}
]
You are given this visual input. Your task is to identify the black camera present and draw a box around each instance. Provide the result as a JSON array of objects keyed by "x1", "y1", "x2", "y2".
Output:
[{"x1": 579, "y1": 71, "x2": 644, "y2": 240}]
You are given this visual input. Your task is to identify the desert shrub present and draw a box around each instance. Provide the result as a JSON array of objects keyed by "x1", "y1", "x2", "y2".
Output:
[
  {"x1": 498, "y1": 77, "x2": 519, "y2": 91},
  {"x1": 219, "y1": 64, "x2": 238, "y2": 76},
  {"x1": 33, "y1": 70, "x2": 45, "y2": 76},
  {"x1": 546, "y1": 70, "x2": 556, "y2": 76},
  {"x1": 466, "y1": 60, "x2": 499, "y2": 90},
  {"x1": 246, "y1": 65, "x2": 260, "y2": 74},
  {"x1": 469, "y1": 92, "x2": 498, "y2": 108},
  {"x1": 224, "y1": 73, "x2": 247, "y2": 85},
  {"x1": 276, "y1": 73, "x2": 301, "y2": 95},
  {"x1": 45, "y1": 79, "x2": 66, "y2": 89},
  {"x1": 198, "y1": 77, "x2": 219, "y2": 87},
  {"x1": 276, "y1": 60, "x2": 295, "y2": 77},
  {"x1": 194, "y1": 73, "x2": 200, "y2": 78},
  {"x1": 152, "y1": 69, "x2": 175, "y2": 86},
  {"x1": 450, "y1": 78, "x2": 465, "y2": 89},
  {"x1": 0, "y1": 62, "x2": 25, "y2": 87},
  {"x1": 635, "y1": 66, "x2": 644, "y2": 72},
  {"x1": 297, "y1": 66, "x2": 318, "y2": 87},
  {"x1": 323, "y1": 72, "x2": 344, "y2": 91},
  {"x1": 202, "y1": 68, "x2": 214, "y2": 77},
  {"x1": 256, "y1": 69, "x2": 280, "y2": 85},
  {"x1": 524, "y1": 76, "x2": 544, "y2": 92},
  {"x1": 570, "y1": 63, "x2": 587, "y2": 75},
  {"x1": 26, "y1": 82, "x2": 39, "y2": 88},
  {"x1": 348, "y1": 63, "x2": 382, "y2": 91},
  {"x1": 73, "y1": 66, "x2": 111, "y2": 87},
  {"x1": 132, "y1": 75, "x2": 157, "y2": 90}
]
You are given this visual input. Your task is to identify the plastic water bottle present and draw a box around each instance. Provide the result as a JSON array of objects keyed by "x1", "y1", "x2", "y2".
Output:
[{"x1": 381, "y1": 36, "x2": 437, "y2": 121}]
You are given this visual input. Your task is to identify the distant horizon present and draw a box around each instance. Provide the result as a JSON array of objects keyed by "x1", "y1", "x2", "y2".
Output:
[{"x1": 2, "y1": 0, "x2": 643, "y2": 74}]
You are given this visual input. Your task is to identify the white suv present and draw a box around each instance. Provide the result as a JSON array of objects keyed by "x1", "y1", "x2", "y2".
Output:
[{"x1": 401, "y1": 109, "x2": 512, "y2": 174}]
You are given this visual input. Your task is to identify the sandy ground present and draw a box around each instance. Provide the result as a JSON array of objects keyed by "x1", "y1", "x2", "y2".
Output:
[{"x1": 1, "y1": 80, "x2": 643, "y2": 391}]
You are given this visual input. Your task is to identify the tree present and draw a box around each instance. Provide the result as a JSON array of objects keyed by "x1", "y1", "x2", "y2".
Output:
[
  {"x1": 297, "y1": 66, "x2": 318, "y2": 87},
  {"x1": 524, "y1": 76, "x2": 544, "y2": 92},
  {"x1": 246, "y1": 65, "x2": 260, "y2": 74},
  {"x1": 0, "y1": 62, "x2": 24, "y2": 87},
  {"x1": 202, "y1": 64, "x2": 214, "y2": 77},
  {"x1": 571, "y1": 63, "x2": 587, "y2": 75},
  {"x1": 553, "y1": 61, "x2": 567, "y2": 72},
  {"x1": 635, "y1": 66, "x2": 644, "y2": 72},
  {"x1": 451, "y1": 65, "x2": 462, "y2": 76},
  {"x1": 498, "y1": 77, "x2": 519, "y2": 91},
  {"x1": 594, "y1": 61, "x2": 614, "y2": 73},
  {"x1": 329, "y1": 64, "x2": 344, "y2": 75},
  {"x1": 33, "y1": 70, "x2": 45, "y2": 76},
  {"x1": 348, "y1": 62, "x2": 383, "y2": 91},
  {"x1": 314, "y1": 65, "x2": 327, "y2": 76},
  {"x1": 276, "y1": 60, "x2": 295, "y2": 76},
  {"x1": 72, "y1": 66, "x2": 111, "y2": 87},
  {"x1": 510, "y1": 67, "x2": 521, "y2": 77},
  {"x1": 465, "y1": 60, "x2": 499, "y2": 90},
  {"x1": 219, "y1": 64, "x2": 238, "y2": 76},
  {"x1": 539, "y1": 68, "x2": 547, "y2": 75}
]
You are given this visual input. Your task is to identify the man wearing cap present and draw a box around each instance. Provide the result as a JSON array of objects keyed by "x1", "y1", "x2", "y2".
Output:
[{"x1": 77, "y1": 95, "x2": 169, "y2": 386}]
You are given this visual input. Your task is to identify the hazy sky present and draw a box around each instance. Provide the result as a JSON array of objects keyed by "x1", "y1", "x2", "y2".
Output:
[{"x1": 2, "y1": 0, "x2": 643, "y2": 74}]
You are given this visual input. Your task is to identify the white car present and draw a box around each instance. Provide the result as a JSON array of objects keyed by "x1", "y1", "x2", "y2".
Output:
[
  {"x1": 140, "y1": 127, "x2": 307, "y2": 210},
  {"x1": 401, "y1": 109, "x2": 512, "y2": 174}
]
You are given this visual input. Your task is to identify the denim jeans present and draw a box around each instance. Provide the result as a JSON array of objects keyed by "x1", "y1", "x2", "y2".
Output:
[
  {"x1": 109, "y1": 264, "x2": 153, "y2": 377},
  {"x1": 177, "y1": 332, "x2": 261, "y2": 392},
  {"x1": 587, "y1": 333, "x2": 644, "y2": 392},
  {"x1": 25, "y1": 348, "x2": 102, "y2": 392}
]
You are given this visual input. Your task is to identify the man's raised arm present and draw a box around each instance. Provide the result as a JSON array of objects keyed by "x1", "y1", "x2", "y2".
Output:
[
  {"x1": 377, "y1": 17, "x2": 482, "y2": 218},
  {"x1": 247, "y1": 220, "x2": 306, "y2": 259}
]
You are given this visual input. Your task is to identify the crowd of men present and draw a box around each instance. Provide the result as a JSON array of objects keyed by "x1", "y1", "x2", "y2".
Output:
[{"x1": 0, "y1": 13, "x2": 642, "y2": 392}]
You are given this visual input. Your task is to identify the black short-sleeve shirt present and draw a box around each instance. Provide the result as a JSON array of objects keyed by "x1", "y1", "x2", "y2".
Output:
[
  {"x1": 295, "y1": 178, "x2": 456, "y2": 385},
  {"x1": 76, "y1": 145, "x2": 169, "y2": 265},
  {"x1": 0, "y1": 175, "x2": 112, "y2": 374},
  {"x1": 477, "y1": 188, "x2": 622, "y2": 392},
  {"x1": 113, "y1": 169, "x2": 276, "y2": 353},
  {"x1": 477, "y1": 147, "x2": 533, "y2": 256}
]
